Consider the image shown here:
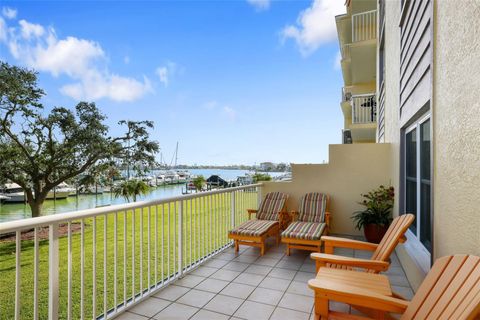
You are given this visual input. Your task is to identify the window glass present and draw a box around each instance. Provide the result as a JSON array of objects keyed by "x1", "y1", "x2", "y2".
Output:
[
  {"x1": 405, "y1": 129, "x2": 417, "y2": 234},
  {"x1": 420, "y1": 120, "x2": 432, "y2": 252}
]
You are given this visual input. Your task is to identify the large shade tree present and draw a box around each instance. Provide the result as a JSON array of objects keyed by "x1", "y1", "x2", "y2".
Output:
[{"x1": 0, "y1": 62, "x2": 159, "y2": 217}]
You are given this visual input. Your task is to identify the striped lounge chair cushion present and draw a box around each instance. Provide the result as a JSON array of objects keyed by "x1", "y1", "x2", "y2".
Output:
[
  {"x1": 229, "y1": 220, "x2": 278, "y2": 237},
  {"x1": 281, "y1": 221, "x2": 326, "y2": 240},
  {"x1": 256, "y1": 192, "x2": 289, "y2": 221},
  {"x1": 298, "y1": 193, "x2": 327, "y2": 223}
]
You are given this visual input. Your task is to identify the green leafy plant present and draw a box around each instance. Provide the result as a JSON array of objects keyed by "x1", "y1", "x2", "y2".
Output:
[
  {"x1": 252, "y1": 173, "x2": 272, "y2": 182},
  {"x1": 192, "y1": 175, "x2": 206, "y2": 191},
  {"x1": 352, "y1": 185, "x2": 394, "y2": 230},
  {"x1": 113, "y1": 179, "x2": 149, "y2": 202}
]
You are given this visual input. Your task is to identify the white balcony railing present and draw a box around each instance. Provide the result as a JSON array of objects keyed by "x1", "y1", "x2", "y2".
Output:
[
  {"x1": 352, "y1": 10, "x2": 377, "y2": 42},
  {"x1": 341, "y1": 43, "x2": 351, "y2": 60},
  {"x1": 351, "y1": 93, "x2": 377, "y2": 124},
  {"x1": 0, "y1": 184, "x2": 262, "y2": 320}
]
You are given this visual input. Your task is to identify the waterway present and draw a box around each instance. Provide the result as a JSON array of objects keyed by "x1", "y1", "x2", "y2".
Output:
[{"x1": 0, "y1": 169, "x2": 285, "y2": 222}]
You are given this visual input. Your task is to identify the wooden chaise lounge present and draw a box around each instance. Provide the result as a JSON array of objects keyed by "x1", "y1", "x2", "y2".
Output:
[
  {"x1": 308, "y1": 254, "x2": 480, "y2": 319},
  {"x1": 228, "y1": 192, "x2": 288, "y2": 255},
  {"x1": 281, "y1": 192, "x2": 331, "y2": 255},
  {"x1": 311, "y1": 214, "x2": 415, "y2": 273}
]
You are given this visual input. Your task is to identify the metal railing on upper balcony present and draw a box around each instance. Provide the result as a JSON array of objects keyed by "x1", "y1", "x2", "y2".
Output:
[
  {"x1": 0, "y1": 184, "x2": 262, "y2": 320},
  {"x1": 352, "y1": 10, "x2": 377, "y2": 42},
  {"x1": 351, "y1": 93, "x2": 377, "y2": 124}
]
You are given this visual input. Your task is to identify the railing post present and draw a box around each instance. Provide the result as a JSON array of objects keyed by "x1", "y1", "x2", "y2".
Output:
[
  {"x1": 178, "y1": 201, "x2": 183, "y2": 277},
  {"x1": 49, "y1": 223, "x2": 59, "y2": 320},
  {"x1": 231, "y1": 191, "x2": 236, "y2": 229},
  {"x1": 257, "y1": 185, "x2": 263, "y2": 208}
]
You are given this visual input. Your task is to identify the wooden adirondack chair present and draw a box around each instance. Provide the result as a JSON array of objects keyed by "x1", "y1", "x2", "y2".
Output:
[
  {"x1": 311, "y1": 214, "x2": 415, "y2": 273},
  {"x1": 308, "y1": 254, "x2": 480, "y2": 320},
  {"x1": 228, "y1": 192, "x2": 288, "y2": 255}
]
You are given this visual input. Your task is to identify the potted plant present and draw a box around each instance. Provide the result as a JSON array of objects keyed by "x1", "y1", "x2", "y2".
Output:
[{"x1": 352, "y1": 185, "x2": 394, "y2": 243}]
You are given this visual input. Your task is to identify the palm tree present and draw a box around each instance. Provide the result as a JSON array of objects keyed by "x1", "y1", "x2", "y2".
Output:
[
  {"x1": 114, "y1": 179, "x2": 149, "y2": 202},
  {"x1": 192, "y1": 175, "x2": 206, "y2": 192}
]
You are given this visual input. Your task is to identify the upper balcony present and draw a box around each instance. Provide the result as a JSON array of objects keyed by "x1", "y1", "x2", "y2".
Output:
[{"x1": 336, "y1": 9, "x2": 377, "y2": 87}]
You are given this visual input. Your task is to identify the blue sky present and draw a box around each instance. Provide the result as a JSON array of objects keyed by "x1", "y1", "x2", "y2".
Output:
[{"x1": 0, "y1": 0, "x2": 345, "y2": 166}]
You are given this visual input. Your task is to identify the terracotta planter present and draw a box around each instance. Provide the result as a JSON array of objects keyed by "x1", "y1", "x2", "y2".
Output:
[{"x1": 363, "y1": 223, "x2": 389, "y2": 244}]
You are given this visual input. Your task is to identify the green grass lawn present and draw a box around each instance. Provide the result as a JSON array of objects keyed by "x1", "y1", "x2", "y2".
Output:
[{"x1": 0, "y1": 191, "x2": 258, "y2": 320}]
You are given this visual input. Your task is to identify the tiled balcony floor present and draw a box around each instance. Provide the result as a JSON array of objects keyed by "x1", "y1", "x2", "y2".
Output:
[{"x1": 118, "y1": 239, "x2": 413, "y2": 320}]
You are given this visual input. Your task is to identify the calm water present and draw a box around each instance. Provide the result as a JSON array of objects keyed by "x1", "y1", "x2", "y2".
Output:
[{"x1": 0, "y1": 169, "x2": 284, "y2": 222}]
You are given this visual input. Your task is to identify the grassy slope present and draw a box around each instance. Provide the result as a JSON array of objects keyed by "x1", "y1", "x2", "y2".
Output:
[{"x1": 0, "y1": 191, "x2": 257, "y2": 319}]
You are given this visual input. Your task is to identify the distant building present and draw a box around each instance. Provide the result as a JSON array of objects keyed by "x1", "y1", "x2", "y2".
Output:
[{"x1": 259, "y1": 162, "x2": 275, "y2": 171}]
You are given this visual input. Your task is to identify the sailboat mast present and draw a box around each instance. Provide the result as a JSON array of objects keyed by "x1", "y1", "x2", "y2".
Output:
[{"x1": 174, "y1": 142, "x2": 179, "y2": 168}]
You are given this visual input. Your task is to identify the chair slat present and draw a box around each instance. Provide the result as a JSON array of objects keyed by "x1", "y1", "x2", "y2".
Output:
[
  {"x1": 432, "y1": 256, "x2": 480, "y2": 319},
  {"x1": 447, "y1": 276, "x2": 480, "y2": 320},
  {"x1": 412, "y1": 255, "x2": 468, "y2": 319},
  {"x1": 401, "y1": 255, "x2": 453, "y2": 319}
]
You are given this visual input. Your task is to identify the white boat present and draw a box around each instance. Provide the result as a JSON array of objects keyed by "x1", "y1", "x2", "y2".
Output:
[
  {"x1": 164, "y1": 171, "x2": 180, "y2": 184},
  {"x1": 2, "y1": 183, "x2": 27, "y2": 203},
  {"x1": 156, "y1": 174, "x2": 166, "y2": 186},
  {"x1": 79, "y1": 185, "x2": 104, "y2": 194},
  {"x1": 0, "y1": 194, "x2": 11, "y2": 203},
  {"x1": 176, "y1": 171, "x2": 189, "y2": 183}
]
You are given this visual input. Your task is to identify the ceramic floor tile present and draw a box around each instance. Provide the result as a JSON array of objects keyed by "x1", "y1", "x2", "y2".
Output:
[
  {"x1": 287, "y1": 281, "x2": 314, "y2": 297},
  {"x1": 247, "y1": 287, "x2": 284, "y2": 305},
  {"x1": 190, "y1": 309, "x2": 229, "y2": 320},
  {"x1": 154, "y1": 285, "x2": 190, "y2": 301},
  {"x1": 128, "y1": 297, "x2": 170, "y2": 317},
  {"x1": 233, "y1": 272, "x2": 265, "y2": 286},
  {"x1": 270, "y1": 307, "x2": 310, "y2": 320},
  {"x1": 220, "y1": 282, "x2": 256, "y2": 299},
  {"x1": 244, "y1": 264, "x2": 273, "y2": 276},
  {"x1": 175, "y1": 275, "x2": 206, "y2": 288},
  {"x1": 223, "y1": 261, "x2": 250, "y2": 272},
  {"x1": 152, "y1": 303, "x2": 199, "y2": 320},
  {"x1": 195, "y1": 278, "x2": 230, "y2": 293},
  {"x1": 190, "y1": 266, "x2": 219, "y2": 277},
  {"x1": 176, "y1": 289, "x2": 216, "y2": 308},
  {"x1": 203, "y1": 294, "x2": 244, "y2": 316},
  {"x1": 254, "y1": 257, "x2": 280, "y2": 267},
  {"x1": 259, "y1": 276, "x2": 291, "y2": 291},
  {"x1": 233, "y1": 300, "x2": 275, "y2": 320},
  {"x1": 210, "y1": 269, "x2": 241, "y2": 281},
  {"x1": 278, "y1": 293, "x2": 313, "y2": 313},
  {"x1": 268, "y1": 267, "x2": 297, "y2": 280},
  {"x1": 115, "y1": 311, "x2": 149, "y2": 320}
]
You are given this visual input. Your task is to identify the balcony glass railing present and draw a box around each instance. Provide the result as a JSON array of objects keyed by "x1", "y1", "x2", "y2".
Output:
[{"x1": 0, "y1": 184, "x2": 261, "y2": 319}]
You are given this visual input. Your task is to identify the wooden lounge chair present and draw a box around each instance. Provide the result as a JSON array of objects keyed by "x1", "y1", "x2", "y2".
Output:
[
  {"x1": 228, "y1": 192, "x2": 288, "y2": 255},
  {"x1": 308, "y1": 254, "x2": 480, "y2": 320},
  {"x1": 311, "y1": 214, "x2": 415, "y2": 273},
  {"x1": 281, "y1": 192, "x2": 331, "y2": 255}
]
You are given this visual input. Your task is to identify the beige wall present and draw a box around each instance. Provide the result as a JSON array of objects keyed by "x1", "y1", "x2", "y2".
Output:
[
  {"x1": 262, "y1": 143, "x2": 392, "y2": 235},
  {"x1": 432, "y1": 0, "x2": 480, "y2": 258}
]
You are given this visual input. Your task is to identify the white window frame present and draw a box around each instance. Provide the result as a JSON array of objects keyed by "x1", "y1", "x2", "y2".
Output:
[{"x1": 403, "y1": 113, "x2": 431, "y2": 274}]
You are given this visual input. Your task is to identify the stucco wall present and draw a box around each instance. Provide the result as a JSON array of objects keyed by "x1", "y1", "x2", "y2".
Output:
[
  {"x1": 433, "y1": 0, "x2": 480, "y2": 258},
  {"x1": 262, "y1": 143, "x2": 392, "y2": 235}
]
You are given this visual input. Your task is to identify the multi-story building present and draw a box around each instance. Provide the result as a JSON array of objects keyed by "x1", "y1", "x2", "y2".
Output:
[{"x1": 336, "y1": 0, "x2": 378, "y2": 143}]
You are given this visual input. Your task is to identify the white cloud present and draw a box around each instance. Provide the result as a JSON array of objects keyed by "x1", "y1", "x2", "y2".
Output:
[
  {"x1": 19, "y1": 20, "x2": 45, "y2": 39},
  {"x1": 246, "y1": 0, "x2": 270, "y2": 11},
  {"x1": 156, "y1": 61, "x2": 178, "y2": 87},
  {"x1": 0, "y1": 18, "x2": 6, "y2": 42},
  {"x1": 2, "y1": 7, "x2": 17, "y2": 19},
  {"x1": 1, "y1": 17, "x2": 151, "y2": 102},
  {"x1": 281, "y1": 0, "x2": 345, "y2": 55},
  {"x1": 223, "y1": 106, "x2": 237, "y2": 120},
  {"x1": 156, "y1": 67, "x2": 168, "y2": 86},
  {"x1": 334, "y1": 50, "x2": 341, "y2": 70}
]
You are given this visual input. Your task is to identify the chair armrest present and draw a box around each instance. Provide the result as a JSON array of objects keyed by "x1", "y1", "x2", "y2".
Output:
[
  {"x1": 310, "y1": 253, "x2": 389, "y2": 272},
  {"x1": 321, "y1": 236, "x2": 379, "y2": 252},
  {"x1": 308, "y1": 278, "x2": 409, "y2": 314},
  {"x1": 247, "y1": 209, "x2": 257, "y2": 219}
]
